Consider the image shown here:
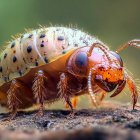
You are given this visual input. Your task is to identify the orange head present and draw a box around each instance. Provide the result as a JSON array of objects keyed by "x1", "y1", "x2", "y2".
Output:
[{"x1": 66, "y1": 47, "x2": 125, "y2": 92}]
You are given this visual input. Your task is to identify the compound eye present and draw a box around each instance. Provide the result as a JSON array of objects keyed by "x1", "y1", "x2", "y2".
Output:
[
  {"x1": 110, "y1": 51, "x2": 123, "y2": 67},
  {"x1": 75, "y1": 52, "x2": 88, "y2": 68}
]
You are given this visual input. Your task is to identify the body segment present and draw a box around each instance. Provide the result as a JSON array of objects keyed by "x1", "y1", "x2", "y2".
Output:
[{"x1": 0, "y1": 27, "x2": 98, "y2": 85}]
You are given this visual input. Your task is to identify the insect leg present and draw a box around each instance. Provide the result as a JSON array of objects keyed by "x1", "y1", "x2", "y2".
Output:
[
  {"x1": 126, "y1": 74, "x2": 138, "y2": 110},
  {"x1": 92, "y1": 84, "x2": 106, "y2": 105},
  {"x1": 72, "y1": 97, "x2": 78, "y2": 109},
  {"x1": 32, "y1": 70, "x2": 47, "y2": 117},
  {"x1": 6, "y1": 79, "x2": 23, "y2": 120},
  {"x1": 57, "y1": 73, "x2": 73, "y2": 113},
  {"x1": 116, "y1": 39, "x2": 140, "y2": 53},
  {"x1": 65, "y1": 97, "x2": 78, "y2": 109},
  {"x1": 99, "y1": 91, "x2": 107, "y2": 103}
]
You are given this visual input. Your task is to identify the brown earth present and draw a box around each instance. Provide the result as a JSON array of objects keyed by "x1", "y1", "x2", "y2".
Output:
[{"x1": 0, "y1": 102, "x2": 140, "y2": 140}]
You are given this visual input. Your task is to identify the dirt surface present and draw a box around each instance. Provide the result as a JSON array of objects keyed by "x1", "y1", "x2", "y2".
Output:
[{"x1": 0, "y1": 103, "x2": 140, "y2": 140}]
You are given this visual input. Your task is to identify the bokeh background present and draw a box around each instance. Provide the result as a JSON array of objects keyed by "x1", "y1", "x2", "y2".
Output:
[{"x1": 0, "y1": 0, "x2": 140, "y2": 110}]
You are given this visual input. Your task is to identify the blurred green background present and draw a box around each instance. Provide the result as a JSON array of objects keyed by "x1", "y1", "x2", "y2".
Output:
[{"x1": 0, "y1": 0, "x2": 140, "y2": 109}]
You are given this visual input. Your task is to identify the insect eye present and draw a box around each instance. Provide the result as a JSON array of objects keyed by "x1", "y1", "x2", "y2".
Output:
[
  {"x1": 75, "y1": 52, "x2": 88, "y2": 68},
  {"x1": 110, "y1": 51, "x2": 123, "y2": 67}
]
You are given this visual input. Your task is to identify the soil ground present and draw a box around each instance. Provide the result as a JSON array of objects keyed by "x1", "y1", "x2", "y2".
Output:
[{"x1": 0, "y1": 102, "x2": 140, "y2": 140}]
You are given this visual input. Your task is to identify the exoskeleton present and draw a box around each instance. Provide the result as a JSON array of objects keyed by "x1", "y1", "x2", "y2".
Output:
[{"x1": 0, "y1": 26, "x2": 139, "y2": 120}]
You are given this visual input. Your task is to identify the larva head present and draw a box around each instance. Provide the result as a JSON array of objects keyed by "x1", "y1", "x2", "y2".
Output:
[
  {"x1": 67, "y1": 47, "x2": 125, "y2": 92},
  {"x1": 93, "y1": 51, "x2": 125, "y2": 92}
]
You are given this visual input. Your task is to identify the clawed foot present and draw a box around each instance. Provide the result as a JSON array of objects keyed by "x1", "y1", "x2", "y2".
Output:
[
  {"x1": 2, "y1": 111, "x2": 17, "y2": 122},
  {"x1": 33, "y1": 109, "x2": 44, "y2": 120},
  {"x1": 33, "y1": 103, "x2": 45, "y2": 119},
  {"x1": 66, "y1": 110, "x2": 76, "y2": 119},
  {"x1": 132, "y1": 104, "x2": 140, "y2": 111}
]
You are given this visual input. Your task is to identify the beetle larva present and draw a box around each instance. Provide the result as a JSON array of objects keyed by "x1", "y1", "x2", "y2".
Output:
[{"x1": 0, "y1": 26, "x2": 139, "y2": 120}]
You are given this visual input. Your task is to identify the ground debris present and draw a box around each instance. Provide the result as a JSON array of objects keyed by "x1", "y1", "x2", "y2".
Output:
[{"x1": 0, "y1": 103, "x2": 140, "y2": 140}]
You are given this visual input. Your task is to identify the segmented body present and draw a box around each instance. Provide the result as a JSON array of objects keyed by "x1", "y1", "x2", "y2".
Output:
[
  {"x1": 0, "y1": 27, "x2": 108, "y2": 109},
  {"x1": 0, "y1": 26, "x2": 139, "y2": 118},
  {"x1": 0, "y1": 27, "x2": 103, "y2": 86}
]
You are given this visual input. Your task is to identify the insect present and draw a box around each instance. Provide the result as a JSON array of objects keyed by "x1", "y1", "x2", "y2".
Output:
[{"x1": 0, "y1": 26, "x2": 139, "y2": 120}]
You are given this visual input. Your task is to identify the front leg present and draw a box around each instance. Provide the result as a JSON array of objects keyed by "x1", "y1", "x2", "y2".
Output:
[
  {"x1": 126, "y1": 74, "x2": 138, "y2": 110},
  {"x1": 57, "y1": 73, "x2": 73, "y2": 113},
  {"x1": 116, "y1": 39, "x2": 140, "y2": 53},
  {"x1": 32, "y1": 70, "x2": 47, "y2": 117}
]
